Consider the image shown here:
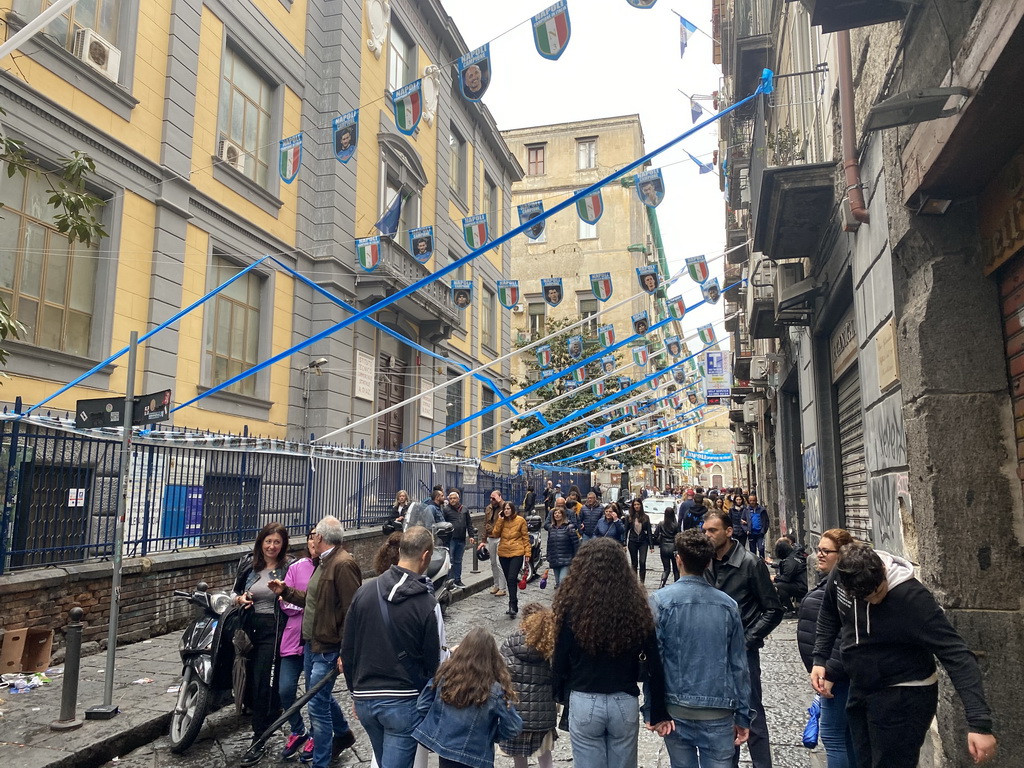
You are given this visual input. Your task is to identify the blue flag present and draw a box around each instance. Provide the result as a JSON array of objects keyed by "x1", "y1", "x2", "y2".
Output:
[
  {"x1": 375, "y1": 191, "x2": 404, "y2": 238},
  {"x1": 680, "y1": 16, "x2": 697, "y2": 57},
  {"x1": 687, "y1": 151, "x2": 714, "y2": 175},
  {"x1": 691, "y1": 98, "x2": 702, "y2": 124}
]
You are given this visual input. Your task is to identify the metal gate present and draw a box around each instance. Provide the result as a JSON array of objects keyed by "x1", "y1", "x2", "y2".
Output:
[{"x1": 835, "y1": 367, "x2": 870, "y2": 540}]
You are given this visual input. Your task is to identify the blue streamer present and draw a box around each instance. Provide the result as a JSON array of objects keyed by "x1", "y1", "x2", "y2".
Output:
[
  {"x1": 554, "y1": 405, "x2": 704, "y2": 465},
  {"x1": 267, "y1": 255, "x2": 517, "y2": 417},
  {"x1": 172, "y1": 77, "x2": 771, "y2": 416},
  {"x1": 26, "y1": 255, "x2": 271, "y2": 417},
  {"x1": 525, "y1": 412, "x2": 631, "y2": 462}
]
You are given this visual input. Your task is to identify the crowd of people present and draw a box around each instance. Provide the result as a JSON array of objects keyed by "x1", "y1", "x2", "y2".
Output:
[{"x1": 224, "y1": 478, "x2": 998, "y2": 768}]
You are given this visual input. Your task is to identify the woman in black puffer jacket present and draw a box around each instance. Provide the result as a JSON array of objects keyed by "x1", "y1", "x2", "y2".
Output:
[{"x1": 499, "y1": 604, "x2": 558, "y2": 768}]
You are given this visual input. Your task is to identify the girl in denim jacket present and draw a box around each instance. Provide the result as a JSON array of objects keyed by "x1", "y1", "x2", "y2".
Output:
[{"x1": 414, "y1": 627, "x2": 524, "y2": 768}]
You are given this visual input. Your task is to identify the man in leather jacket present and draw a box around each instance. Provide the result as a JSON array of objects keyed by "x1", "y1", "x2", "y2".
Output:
[{"x1": 702, "y1": 511, "x2": 782, "y2": 768}]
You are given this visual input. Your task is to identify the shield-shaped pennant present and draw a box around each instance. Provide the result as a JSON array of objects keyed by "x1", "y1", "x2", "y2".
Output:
[
  {"x1": 649, "y1": 374, "x2": 661, "y2": 391},
  {"x1": 496, "y1": 280, "x2": 519, "y2": 310},
  {"x1": 632, "y1": 345, "x2": 649, "y2": 367},
  {"x1": 518, "y1": 200, "x2": 546, "y2": 240},
  {"x1": 626, "y1": 0, "x2": 657, "y2": 7},
  {"x1": 451, "y1": 280, "x2": 473, "y2": 310},
  {"x1": 279, "y1": 133, "x2": 302, "y2": 184},
  {"x1": 636, "y1": 264, "x2": 660, "y2": 295},
  {"x1": 462, "y1": 214, "x2": 489, "y2": 250},
  {"x1": 598, "y1": 324, "x2": 615, "y2": 349},
  {"x1": 532, "y1": 0, "x2": 571, "y2": 61},
  {"x1": 572, "y1": 365, "x2": 587, "y2": 383},
  {"x1": 686, "y1": 255, "x2": 709, "y2": 283},
  {"x1": 536, "y1": 345, "x2": 552, "y2": 369},
  {"x1": 664, "y1": 335, "x2": 682, "y2": 357},
  {"x1": 408, "y1": 226, "x2": 433, "y2": 264},
  {"x1": 673, "y1": 367, "x2": 688, "y2": 385},
  {"x1": 701, "y1": 276, "x2": 722, "y2": 305},
  {"x1": 541, "y1": 277, "x2": 563, "y2": 307},
  {"x1": 576, "y1": 189, "x2": 604, "y2": 225},
  {"x1": 601, "y1": 354, "x2": 616, "y2": 374},
  {"x1": 590, "y1": 272, "x2": 613, "y2": 302},
  {"x1": 592, "y1": 380, "x2": 605, "y2": 398},
  {"x1": 355, "y1": 237, "x2": 381, "y2": 272},
  {"x1": 391, "y1": 80, "x2": 423, "y2": 136},
  {"x1": 634, "y1": 168, "x2": 665, "y2": 208},
  {"x1": 567, "y1": 335, "x2": 584, "y2": 360},
  {"x1": 671, "y1": 393, "x2": 683, "y2": 410},
  {"x1": 697, "y1": 323, "x2": 716, "y2": 345},
  {"x1": 631, "y1": 310, "x2": 650, "y2": 336},
  {"x1": 457, "y1": 44, "x2": 491, "y2": 102},
  {"x1": 332, "y1": 110, "x2": 358, "y2": 164},
  {"x1": 618, "y1": 376, "x2": 632, "y2": 390},
  {"x1": 667, "y1": 295, "x2": 687, "y2": 321}
]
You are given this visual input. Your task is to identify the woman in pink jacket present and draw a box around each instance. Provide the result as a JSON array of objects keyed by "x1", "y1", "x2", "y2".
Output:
[{"x1": 278, "y1": 530, "x2": 318, "y2": 761}]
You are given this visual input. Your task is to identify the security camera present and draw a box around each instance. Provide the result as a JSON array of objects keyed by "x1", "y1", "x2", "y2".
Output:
[{"x1": 311, "y1": 357, "x2": 328, "y2": 367}]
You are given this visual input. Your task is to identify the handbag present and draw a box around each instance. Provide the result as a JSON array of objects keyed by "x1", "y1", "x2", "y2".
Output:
[{"x1": 802, "y1": 694, "x2": 821, "y2": 748}]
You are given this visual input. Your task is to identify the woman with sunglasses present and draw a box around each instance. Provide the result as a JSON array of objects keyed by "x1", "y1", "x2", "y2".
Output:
[
  {"x1": 797, "y1": 528, "x2": 855, "y2": 768},
  {"x1": 277, "y1": 529, "x2": 318, "y2": 761}
]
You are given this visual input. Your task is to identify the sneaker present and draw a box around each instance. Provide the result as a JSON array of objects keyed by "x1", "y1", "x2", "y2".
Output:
[
  {"x1": 454, "y1": 581, "x2": 467, "y2": 589},
  {"x1": 494, "y1": 589, "x2": 507, "y2": 597},
  {"x1": 332, "y1": 730, "x2": 356, "y2": 758},
  {"x1": 240, "y1": 739, "x2": 266, "y2": 767},
  {"x1": 298, "y1": 739, "x2": 314, "y2": 763},
  {"x1": 281, "y1": 732, "x2": 310, "y2": 760}
]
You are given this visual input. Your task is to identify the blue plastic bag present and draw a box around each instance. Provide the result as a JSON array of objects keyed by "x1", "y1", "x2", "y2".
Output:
[{"x1": 802, "y1": 694, "x2": 821, "y2": 748}]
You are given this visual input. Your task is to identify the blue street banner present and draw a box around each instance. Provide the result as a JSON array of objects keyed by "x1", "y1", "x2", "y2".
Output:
[
  {"x1": 332, "y1": 110, "x2": 358, "y2": 164},
  {"x1": 518, "y1": 200, "x2": 546, "y2": 240},
  {"x1": 686, "y1": 449, "x2": 733, "y2": 463},
  {"x1": 635, "y1": 167, "x2": 665, "y2": 208},
  {"x1": 458, "y1": 44, "x2": 491, "y2": 102},
  {"x1": 409, "y1": 226, "x2": 433, "y2": 263},
  {"x1": 542, "y1": 277, "x2": 563, "y2": 307},
  {"x1": 451, "y1": 280, "x2": 473, "y2": 310}
]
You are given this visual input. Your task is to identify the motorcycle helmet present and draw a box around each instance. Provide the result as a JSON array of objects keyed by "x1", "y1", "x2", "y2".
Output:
[{"x1": 476, "y1": 543, "x2": 490, "y2": 561}]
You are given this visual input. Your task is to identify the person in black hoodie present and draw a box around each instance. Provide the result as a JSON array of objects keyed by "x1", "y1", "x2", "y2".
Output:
[
  {"x1": 444, "y1": 489, "x2": 474, "y2": 589},
  {"x1": 812, "y1": 542, "x2": 997, "y2": 768},
  {"x1": 772, "y1": 538, "x2": 807, "y2": 614},
  {"x1": 652, "y1": 506, "x2": 680, "y2": 587},
  {"x1": 342, "y1": 526, "x2": 441, "y2": 767}
]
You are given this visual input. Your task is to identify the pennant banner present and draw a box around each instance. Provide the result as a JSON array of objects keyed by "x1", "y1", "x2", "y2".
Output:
[
  {"x1": 635, "y1": 167, "x2": 665, "y2": 208},
  {"x1": 632, "y1": 344, "x2": 649, "y2": 367},
  {"x1": 667, "y1": 295, "x2": 687, "y2": 321},
  {"x1": 541, "y1": 277, "x2": 563, "y2": 307},
  {"x1": 680, "y1": 15, "x2": 697, "y2": 57},
  {"x1": 458, "y1": 44, "x2": 491, "y2": 102},
  {"x1": 590, "y1": 272, "x2": 613, "y2": 302},
  {"x1": 409, "y1": 226, "x2": 433, "y2": 264},
  {"x1": 637, "y1": 264, "x2": 660, "y2": 294},
  {"x1": 392, "y1": 80, "x2": 423, "y2": 135},
  {"x1": 496, "y1": 280, "x2": 520, "y2": 310},
  {"x1": 601, "y1": 354, "x2": 616, "y2": 373},
  {"x1": 533, "y1": 0, "x2": 571, "y2": 61},
  {"x1": 592, "y1": 380, "x2": 605, "y2": 398},
  {"x1": 572, "y1": 365, "x2": 587, "y2": 383},
  {"x1": 626, "y1": 0, "x2": 657, "y2": 7},
  {"x1": 567, "y1": 335, "x2": 584, "y2": 360},
  {"x1": 462, "y1": 214, "x2": 489, "y2": 249},
  {"x1": 598, "y1": 324, "x2": 615, "y2": 349},
  {"x1": 686, "y1": 255, "x2": 709, "y2": 283},
  {"x1": 701, "y1": 276, "x2": 722, "y2": 305},
  {"x1": 279, "y1": 133, "x2": 302, "y2": 184},
  {"x1": 664, "y1": 336, "x2": 682, "y2": 357},
  {"x1": 688, "y1": 150, "x2": 714, "y2": 174},
  {"x1": 518, "y1": 200, "x2": 546, "y2": 240},
  {"x1": 355, "y1": 236, "x2": 380, "y2": 272},
  {"x1": 697, "y1": 323, "x2": 716, "y2": 345},
  {"x1": 537, "y1": 345, "x2": 553, "y2": 369},
  {"x1": 631, "y1": 310, "x2": 650, "y2": 336},
  {"x1": 451, "y1": 280, "x2": 473, "y2": 310},
  {"x1": 690, "y1": 98, "x2": 702, "y2": 124},
  {"x1": 333, "y1": 110, "x2": 358, "y2": 164},
  {"x1": 576, "y1": 189, "x2": 604, "y2": 224}
]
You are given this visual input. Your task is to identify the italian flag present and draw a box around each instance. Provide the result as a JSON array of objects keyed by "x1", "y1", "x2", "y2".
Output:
[
  {"x1": 533, "y1": 1, "x2": 571, "y2": 60},
  {"x1": 392, "y1": 81, "x2": 422, "y2": 135},
  {"x1": 577, "y1": 195, "x2": 602, "y2": 222}
]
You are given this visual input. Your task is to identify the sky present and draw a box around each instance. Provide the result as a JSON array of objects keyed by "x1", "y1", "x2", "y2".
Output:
[{"x1": 442, "y1": 0, "x2": 727, "y2": 337}]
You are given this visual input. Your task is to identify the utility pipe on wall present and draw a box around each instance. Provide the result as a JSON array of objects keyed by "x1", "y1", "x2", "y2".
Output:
[{"x1": 837, "y1": 29, "x2": 870, "y2": 227}]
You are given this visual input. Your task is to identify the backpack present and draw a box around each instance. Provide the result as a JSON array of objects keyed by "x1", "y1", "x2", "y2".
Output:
[{"x1": 749, "y1": 509, "x2": 764, "y2": 534}]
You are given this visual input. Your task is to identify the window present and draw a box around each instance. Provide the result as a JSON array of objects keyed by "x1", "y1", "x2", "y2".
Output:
[
  {"x1": 579, "y1": 218, "x2": 598, "y2": 240},
  {"x1": 482, "y1": 286, "x2": 497, "y2": 350},
  {"x1": 383, "y1": 175, "x2": 419, "y2": 240},
  {"x1": 0, "y1": 170, "x2": 100, "y2": 356},
  {"x1": 218, "y1": 47, "x2": 273, "y2": 187},
  {"x1": 206, "y1": 253, "x2": 263, "y2": 397},
  {"x1": 449, "y1": 128, "x2": 468, "y2": 200},
  {"x1": 481, "y1": 389, "x2": 496, "y2": 454},
  {"x1": 484, "y1": 175, "x2": 498, "y2": 226},
  {"x1": 16, "y1": 0, "x2": 120, "y2": 54},
  {"x1": 527, "y1": 145, "x2": 545, "y2": 176},
  {"x1": 448, "y1": 250, "x2": 467, "y2": 282},
  {"x1": 528, "y1": 302, "x2": 546, "y2": 338},
  {"x1": 579, "y1": 298, "x2": 599, "y2": 335},
  {"x1": 387, "y1": 21, "x2": 415, "y2": 93},
  {"x1": 445, "y1": 370, "x2": 463, "y2": 443},
  {"x1": 577, "y1": 138, "x2": 597, "y2": 170}
]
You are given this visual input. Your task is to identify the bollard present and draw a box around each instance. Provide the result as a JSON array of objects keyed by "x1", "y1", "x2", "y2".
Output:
[
  {"x1": 51, "y1": 607, "x2": 85, "y2": 731},
  {"x1": 471, "y1": 539, "x2": 480, "y2": 574}
]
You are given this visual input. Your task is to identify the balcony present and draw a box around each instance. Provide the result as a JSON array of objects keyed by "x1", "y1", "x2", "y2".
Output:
[
  {"x1": 733, "y1": 326, "x2": 753, "y2": 381},
  {"x1": 732, "y1": 0, "x2": 776, "y2": 101},
  {"x1": 799, "y1": 0, "x2": 909, "y2": 33},
  {"x1": 747, "y1": 258, "x2": 780, "y2": 339}
]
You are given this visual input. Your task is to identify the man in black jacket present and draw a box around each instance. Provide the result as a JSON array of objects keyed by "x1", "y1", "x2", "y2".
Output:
[
  {"x1": 812, "y1": 542, "x2": 997, "y2": 767},
  {"x1": 444, "y1": 489, "x2": 473, "y2": 588},
  {"x1": 342, "y1": 526, "x2": 440, "y2": 767},
  {"x1": 703, "y1": 510, "x2": 782, "y2": 768}
]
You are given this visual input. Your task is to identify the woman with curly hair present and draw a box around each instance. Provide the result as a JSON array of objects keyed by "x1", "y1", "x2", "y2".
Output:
[
  {"x1": 499, "y1": 604, "x2": 558, "y2": 768},
  {"x1": 552, "y1": 538, "x2": 670, "y2": 767},
  {"x1": 414, "y1": 627, "x2": 523, "y2": 768}
]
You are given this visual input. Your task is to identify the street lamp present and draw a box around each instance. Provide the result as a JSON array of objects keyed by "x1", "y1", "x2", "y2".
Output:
[{"x1": 301, "y1": 358, "x2": 328, "y2": 436}]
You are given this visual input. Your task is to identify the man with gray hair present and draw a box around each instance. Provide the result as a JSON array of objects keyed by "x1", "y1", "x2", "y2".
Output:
[{"x1": 269, "y1": 516, "x2": 361, "y2": 768}]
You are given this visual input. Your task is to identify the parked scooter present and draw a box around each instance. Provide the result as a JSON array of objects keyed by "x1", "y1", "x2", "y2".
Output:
[
  {"x1": 382, "y1": 502, "x2": 457, "y2": 615},
  {"x1": 168, "y1": 581, "x2": 239, "y2": 753},
  {"x1": 520, "y1": 514, "x2": 547, "y2": 583}
]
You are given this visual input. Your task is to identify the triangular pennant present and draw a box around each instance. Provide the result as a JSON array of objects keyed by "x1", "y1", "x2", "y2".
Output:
[
  {"x1": 532, "y1": 0, "x2": 572, "y2": 61},
  {"x1": 279, "y1": 133, "x2": 302, "y2": 184},
  {"x1": 680, "y1": 16, "x2": 697, "y2": 57},
  {"x1": 457, "y1": 44, "x2": 491, "y2": 102}
]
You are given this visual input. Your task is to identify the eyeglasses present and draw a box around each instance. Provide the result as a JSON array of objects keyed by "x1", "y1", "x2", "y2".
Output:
[{"x1": 816, "y1": 548, "x2": 838, "y2": 556}]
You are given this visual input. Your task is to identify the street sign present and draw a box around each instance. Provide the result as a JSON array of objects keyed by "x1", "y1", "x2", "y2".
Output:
[
  {"x1": 75, "y1": 389, "x2": 172, "y2": 429},
  {"x1": 136, "y1": 389, "x2": 172, "y2": 424}
]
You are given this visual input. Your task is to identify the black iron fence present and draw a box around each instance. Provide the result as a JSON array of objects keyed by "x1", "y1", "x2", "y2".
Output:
[{"x1": 0, "y1": 410, "x2": 589, "y2": 574}]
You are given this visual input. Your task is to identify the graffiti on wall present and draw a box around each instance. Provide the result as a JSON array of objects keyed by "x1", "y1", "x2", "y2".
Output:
[
  {"x1": 806, "y1": 487, "x2": 823, "y2": 535},
  {"x1": 868, "y1": 472, "x2": 908, "y2": 555},
  {"x1": 802, "y1": 444, "x2": 820, "y2": 489},
  {"x1": 865, "y1": 395, "x2": 907, "y2": 474}
]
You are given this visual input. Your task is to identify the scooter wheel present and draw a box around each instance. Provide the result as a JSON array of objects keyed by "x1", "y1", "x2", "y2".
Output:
[
  {"x1": 438, "y1": 588, "x2": 452, "y2": 619},
  {"x1": 169, "y1": 672, "x2": 211, "y2": 753}
]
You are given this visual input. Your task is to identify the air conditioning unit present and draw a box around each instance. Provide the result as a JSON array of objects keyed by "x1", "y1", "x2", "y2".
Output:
[
  {"x1": 774, "y1": 262, "x2": 817, "y2": 326},
  {"x1": 512, "y1": 303, "x2": 525, "y2": 313},
  {"x1": 749, "y1": 355, "x2": 770, "y2": 386},
  {"x1": 218, "y1": 138, "x2": 245, "y2": 173},
  {"x1": 73, "y1": 28, "x2": 121, "y2": 82}
]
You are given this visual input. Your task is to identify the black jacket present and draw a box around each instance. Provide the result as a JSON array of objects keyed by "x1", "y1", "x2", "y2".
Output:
[
  {"x1": 774, "y1": 554, "x2": 808, "y2": 591},
  {"x1": 545, "y1": 523, "x2": 579, "y2": 568},
  {"x1": 577, "y1": 503, "x2": 603, "y2": 535},
  {"x1": 342, "y1": 565, "x2": 440, "y2": 698},
  {"x1": 443, "y1": 502, "x2": 474, "y2": 541},
  {"x1": 500, "y1": 628, "x2": 556, "y2": 732},
  {"x1": 624, "y1": 516, "x2": 653, "y2": 547},
  {"x1": 704, "y1": 540, "x2": 783, "y2": 649},
  {"x1": 522, "y1": 489, "x2": 537, "y2": 513},
  {"x1": 652, "y1": 520, "x2": 679, "y2": 554},
  {"x1": 796, "y1": 578, "x2": 846, "y2": 680}
]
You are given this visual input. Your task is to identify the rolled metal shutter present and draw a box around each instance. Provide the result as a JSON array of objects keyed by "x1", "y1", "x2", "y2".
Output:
[{"x1": 836, "y1": 367, "x2": 871, "y2": 540}]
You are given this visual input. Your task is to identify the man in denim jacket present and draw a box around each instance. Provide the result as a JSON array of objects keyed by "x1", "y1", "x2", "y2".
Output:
[{"x1": 648, "y1": 529, "x2": 752, "y2": 768}]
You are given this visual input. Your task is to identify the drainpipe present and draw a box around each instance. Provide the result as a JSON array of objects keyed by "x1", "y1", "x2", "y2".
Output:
[{"x1": 837, "y1": 30, "x2": 869, "y2": 227}]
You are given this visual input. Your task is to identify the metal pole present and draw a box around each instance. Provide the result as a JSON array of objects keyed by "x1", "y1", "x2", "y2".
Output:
[
  {"x1": 0, "y1": 397, "x2": 24, "y2": 575},
  {"x1": 0, "y1": 0, "x2": 80, "y2": 60},
  {"x1": 51, "y1": 607, "x2": 85, "y2": 730},
  {"x1": 87, "y1": 330, "x2": 136, "y2": 719}
]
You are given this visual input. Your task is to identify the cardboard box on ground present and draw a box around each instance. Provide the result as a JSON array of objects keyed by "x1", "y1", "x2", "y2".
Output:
[{"x1": 0, "y1": 627, "x2": 54, "y2": 674}]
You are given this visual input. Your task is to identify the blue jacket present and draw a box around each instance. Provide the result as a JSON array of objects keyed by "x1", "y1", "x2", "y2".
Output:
[
  {"x1": 649, "y1": 575, "x2": 753, "y2": 727},
  {"x1": 577, "y1": 503, "x2": 604, "y2": 537},
  {"x1": 743, "y1": 505, "x2": 767, "y2": 535},
  {"x1": 413, "y1": 680, "x2": 523, "y2": 768},
  {"x1": 595, "y1": 516, "x2": 625, "y2": 543},
  {"x1": 545, "y1": 523, "x2": 579, "y2": 568}
]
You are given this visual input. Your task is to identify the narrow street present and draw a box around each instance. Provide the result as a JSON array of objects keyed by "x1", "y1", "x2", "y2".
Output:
[{"x1": 106, "y1": 570, "x2": 814, "y2": 768}]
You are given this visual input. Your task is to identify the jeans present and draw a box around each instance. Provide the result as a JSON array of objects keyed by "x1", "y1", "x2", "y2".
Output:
[
  {"x1": 354, "y1": 696, "x2": 420, "y2": 768},
  {"x1": 568, "y1": 690, "x2": 640, "y2": 768},
  {"x1": 488, "y1": 537, "x2": 507, "y2": 590},
  {"x1": 819, "y1": 680, "x2": 855, "y2": 768},
  {"x1": 552, "y1": 565, "x2": 570, "y2": 587},
  {"x1": 735, "y1": 648, "x2": 771, "y2": 768},
  {"x1": 846, "y1": 684, "x2": 937, "y2": 768},
  {"x1": 627, "y1": 541, "x2": 649, "y2": 581},
  {"x1": 247, "y1": 614, "x2": 281, "y2": 737},
  {"x1": 449, "y1": 538, "x2": 466, "y2": 584},
  {"x1": 659, "y1": 552, "x2": 679, "y2": 584},
  {"x1": 499, "y1": 555, "x2": 524, "y2": 612},
  {"x1": 664, "y1": 715, "x2": 736, "y2": 768},
  {"x1": 304, "y1": 646, "x2": 351, "y2": 768},
  {"x1": 279, "y1": 653, "x2": 307, "y2": 735},
  {"x1": 748, "y1": 534, "x2": 765, "y2": 559}
]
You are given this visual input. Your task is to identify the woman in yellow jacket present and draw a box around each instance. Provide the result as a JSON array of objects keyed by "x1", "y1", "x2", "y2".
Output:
[{"x1": 492, "y1": 500, "x2": 531, "y2": 617}]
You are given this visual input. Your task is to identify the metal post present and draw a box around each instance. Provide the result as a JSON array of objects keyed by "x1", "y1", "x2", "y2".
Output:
[
  {"x1": 0, "y1": 397, "x2": 24, "y2": 576},
  {"x1": 356, "y1": 439, "x2": 365, "y2": 529},
  {"x1": 51, "y1": 607, "x2": 85, "y2": 731},
  {"x1": 471, "y1": 533, "x2": 480, "y2": 574},
  {"x1": 86, "y1": 330, "x2": 136, "y2": 720}
]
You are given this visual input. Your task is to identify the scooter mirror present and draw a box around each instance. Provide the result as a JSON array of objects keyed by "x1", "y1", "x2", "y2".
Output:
[{"x1": 197, "y1": 581, "x2": 209, "y2": 592}]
